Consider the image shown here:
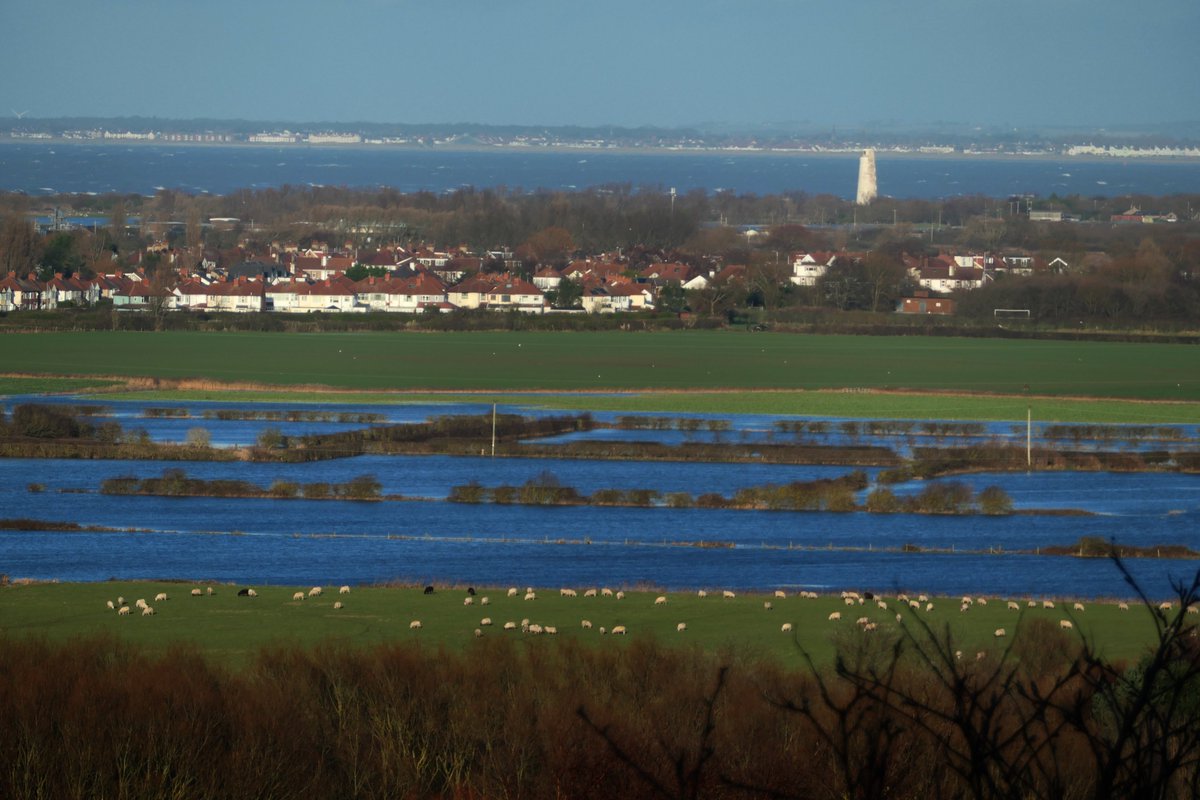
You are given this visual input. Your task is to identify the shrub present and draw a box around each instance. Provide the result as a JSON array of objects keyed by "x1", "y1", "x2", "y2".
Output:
[{"x1": 978, "y1": 485, "x2": 1014, "y2": 515}]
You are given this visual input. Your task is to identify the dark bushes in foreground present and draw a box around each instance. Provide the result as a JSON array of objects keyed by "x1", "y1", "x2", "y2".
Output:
[{"x1": 4, "y1": 567, "x2": 1200, "y2": 799}]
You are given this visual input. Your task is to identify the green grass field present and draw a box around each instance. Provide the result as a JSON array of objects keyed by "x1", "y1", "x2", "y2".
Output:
[
  {"x1": 0, "y1": 582, "x2": 1167, "y2": 668},
  {"x1": 3, "y1": 330, "x2": 1199, "y2": 399}
]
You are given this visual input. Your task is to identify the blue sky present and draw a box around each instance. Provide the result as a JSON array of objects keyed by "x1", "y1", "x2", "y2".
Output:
[{"x1": 3, "y1": 0, "x2": 1197, "y2": 131}]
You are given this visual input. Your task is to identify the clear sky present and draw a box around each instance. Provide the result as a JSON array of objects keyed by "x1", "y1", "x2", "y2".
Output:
[{"x1": 3, "y1": 0, "x2": 1197, "y2": 131}]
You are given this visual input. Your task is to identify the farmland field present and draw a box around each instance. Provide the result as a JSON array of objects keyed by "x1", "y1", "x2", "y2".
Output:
[
  {"x1": 0, "y1": 582, "x2": 1165, "y2": 668},
  {"x1": 2, "y1": 330, "x2": 1199, "y2": 399}
]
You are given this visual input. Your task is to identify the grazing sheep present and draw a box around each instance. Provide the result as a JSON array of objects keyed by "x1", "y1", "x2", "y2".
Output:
[
  {"x1": 545, "y1": 626, "x2": 558, "y2": 635},
  {"x1": 105, "y1": 600, "x2": 115, "y2": 610},
  {"x1": 764, "y1": 601, "x2": 773, "y2": 611},
  {"x1": 464, "y1": 597, "x2": 474, "y2": 606},
  {"x1": 960, "y1": 604, "x2": 971, "y2": 613},
  {"x1": 523, "y1": 591, "x2": 536, "y2": 601},
  {"x1": 855, "y1": 617, "x2": 870, "y2": 626},
  {"x1": 697, "y1": 590, "x2": 708, "y2": 598},
  {"x1": 611, "y1": 625, "x2": 627, "y2": 635},
  {"x1": 117, "y1": 596, "x2": 126, "y2": 605},
  {"x1": 206, "y1": 587, "x2": 214, "y2": 596},
  {"x1": 1060, "y1": 619, "x2": 1073, "y2": 630},
  {"x1": 977, "y1": 598, "x2": 988, "y2": 606},
  {"x1": 1073, "y1": 602, "x2": 1085, "y2": 612},
  {"x1": 237, "y1": 588, "x2": 250, "y2": 597},
  {"x1": 528, "y1": 624, "x2": 543, "y2": 635},
  {"x1": 1007, "y1": 601, "x2": 1020, "y2": 611},
  {"x1": 994, "y1": 628, "x2": 1006, "y2": 638},
  {"x1": 781, "y1": 623, "x2": 793, "y2": 633},
  {"x1": 1042, "y1": 600, "x2": 1055, "y2": 609},
  {"x1": 877, "y1": 601, "x2": 888, "y2": 610},
  {"x1": 521, "y1": 618, "x2": 530, "y2": 627},
  {"x1": 409, "y1": 620, "x2": 422, "y2": 629},
  {"x1": 142, "y1": 606, "x2": 155, "y2": 616},
  {"x1": 862, "y1": 622, "x2": 878, "y2": 632},
  {"x1": 774, "y1": 590, "x2": 786, "y2": 599},
  {"x1": 895, "y1": 613, "x2": 903, "y2": 623},
  {"x1": 655, "y1": 595, "x2": 668, "y2": 606},
  {"x1": 828, "y1": 612, "x2": 842, "y2": 622},
  {"x1": 599, "y1": 627, "x2": 607, "y2": 635},
  {"x1": 481, "y1": 617, "x2": 493, "y2": 626},
  {"x1": 560, "y1": 588, "x2": 577, "y2": 597},
  {"x1": 677, "y1": 622, "x2": 687, "y2": 632},
  {"x1": 955, "y1": 650, "x2": 963, "y2": 661},
  {"x1": 507, "y1": 587, "x2": 519, "y2": 597},
  {"x1": 925, "y1": 603, "x2": 934, "y2": 612},
  {"x1": 503, "y1": 621, "x2": 517, "y2": 630},
  {"x1": 722, "y1": 590, "x2": 736, "y2": 599},
  {"x1": 118, "y1": 606, "x2": 131, "y2": 616},
  {"x1": 474, "y1": 628, "x2": 483, "y2": 638},
  {"x1": 247, "y1": 589, "x2": 257, "y2": 598},
  {"x1": 844, "y1": 598, "x2": 856, "y2": 607},
  {"x1": 908, "y1": 600, "x2": 920, "y2": 610},
  {"x1": 333, "y1": 601, "x2": 343, "y2": 610},
  {"x1": 480, "y1": 597, "x2": 489, "y2": 606},
  {"x1": 308, "y1": 587, "x2": 322, "y2": 597},
  {"x1": 339, "y1": 586, "x2": 350, "y2": 595},
  {"x1": 584, "y1": 589, "x2": 598, "y2": 598},
  {"x1": 292, "y1": 591, "x2": 305, "y2": 601},
  {"x1": 917, "y1": 595, "x2": 928, "y2": 603},
  {"x1": 155, "y1": 593, "x2": 169, "y2": 602},
  {"x1": 1159, "y1": 602, "x2": 1173, "y2": 611},
  {"x1": 581, "y1": 619, "x2": 593, "y2": 629},
  {"x1": 615, "y1": 591, "x2": 625, "y2": 600},
  {"x1": 961, "y1": 596, "x2": 973, "y2": 605},
  {"x1": 135, "y1": 599, "x2": 147, "y2": 609},
  {"x1": 190, "y1": 589, "x2": 202, "y2": 597},
  {"x1": 425, "y1": 586, "x2": 436, "y2": 595},
  {"x1": 601, "y1": 588, "x2": 614, "y2": 597},
  {"x1": 1028, "y1": 600, "x2": 1037, "y2": 608},
  {"x1": 1188, "y1": 606, "x2": 1199, "y2": 615},
  {"x1": 1118, "y1": 602, "x2": 1130, "y2": 611}
]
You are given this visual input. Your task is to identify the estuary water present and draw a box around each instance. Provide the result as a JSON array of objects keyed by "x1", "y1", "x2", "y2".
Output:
[
  {"x1": 2, "y1": 397, "x2": 1198, "y2": 597},
  {"x1": 4, "y1": 142, "x2": 1200, "y2": 199}
]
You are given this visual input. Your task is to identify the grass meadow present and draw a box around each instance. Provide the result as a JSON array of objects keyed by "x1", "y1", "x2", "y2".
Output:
[
  {"x1": 0, "y1": 581, "x2": 1166, "y2": 668},
  {"x1": 3, "y1": 330, "x2": 1199, "y2": 399}
]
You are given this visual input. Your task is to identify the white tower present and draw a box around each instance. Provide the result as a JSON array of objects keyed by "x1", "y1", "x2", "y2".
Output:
[{"x1": 856, "y1": 148, "x2": 877, "y2": 205}]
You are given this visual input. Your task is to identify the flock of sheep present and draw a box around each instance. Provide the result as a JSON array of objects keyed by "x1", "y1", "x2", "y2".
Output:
[{"x1": 101, "y1": 583, "x2": 1185, "y2": 646}]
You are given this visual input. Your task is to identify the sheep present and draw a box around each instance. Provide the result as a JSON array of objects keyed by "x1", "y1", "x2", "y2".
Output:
[
  {"x1": 697, "y1": 590, "x2": 708, "y2": 598},
  {"x1": 503, "y1": 621, "x2": 517, "y2": 630},
  {"x1": 654, "y1": 595, "x2": 668, "y2": 606},
  {"x1": 474, "y1": 628, "x2": 483, "y2": 638},
  {"x1": 105, "y1": 600, "x2": 115, "y2": 610},
  {"x1": 844, "y1": 598, "x2": 856, "y2": 607},
  {"x1": 339, "y1": 585, "x2": 351, "y2": 595},
  {"x1": 206, "y1": 587, "x2": 215, "y2": 596},
  {"x1": 611, "y1": 625, "x2": 627, "y2": 635},
  {"x1": 1073, "y1": 602, "x2": 1085, "y2": 612},
  {"x1": 925, "y1": 603, "x2": 934, "y2": 612},
  {"x1": 677, "y1": 622, "x2": 687, "y2": 632},
  {"x1": 581, "y1": 619, "x2": 593, "y2": 629},
  {"x1": 1042, "y1": 600, "x2": 1055, "y2": 609},
  {"x1": 292, "y1": 591, "x2": 305, "y2": 601},
  {"x1": 1007, "y1": 601, "x2": 1020, "y2": 611},
  {"x1": 1028, "y1": 600, "x2": 1037, "y2": 608},
  {"x1": 722, "y1": 590, "x2": 735, "y2": 599},
  {"x1": 142, "y1": 606, "x2": 155, "y2": 616},
  {"x1": 615, "y1": 591, "x2": 625, "y2": 600},
  {"x1": 308, "y1": 587, "x2": 322, "y2": 597},
  {"x1": 154, "y1": 593, "x2": 169, "y2": 602},
  {"x1": 877, "y1": 601, "x2": 888, "y2": 610},
  {"x1": 994, "y1": 628, "x2": 1006, "y2": 638},
  {"x1": 908, "y1": 600, "x2": 920, "y2": 610},
  {"x1": 955, "y1": 650, "x2": 963, "y2": 661},
  {"x1": 598, "y1": 626, "x2": 607, "y2": 635},
  {"x1": 190, "y1": 588, "x2": 202, "y2": 597},
  {"x1": 507, "y1": 587, "x2": 518, "y2": 597},
  {"x1": 526, "y1": 587, "x2": 534, "y2": 594},
  {"x1": 1159, "y1": 602, "x2": 1173, "y2": 611},
  {"x1": 961, "y1": 596, "x2": 973, "y2": 605},
  {"x1": 1059, "y1": 619, "x2": 1073, "y2": 630},
  {"x1": 333, "y1": 601, "x2": 343, "y2": 610},
  {"x1": 1188, "y1": 606, "x2": 1199, "y2": 615},
  {"x1": 828, "y1": 612, "x2": 842, "y2": 622},
  {"x1": 862, "y1": 622, "x2": 878, "y2": 632},
  {"x1": 560, "y1": 588, "x2": 577, "y2": 597},
  {"x1": 774, "y1": 590, "x2": 786, "y2": 599},
  {"x1": 247, "y1": 589, "x2": 257, "y2": 598},
  {"x1": 601, "y1": 588, "x2": 614, "y2": 597},
  {"x1": 545, "y1": 626, "x2": 558, "y2": 635},
  {"x1": 1118, "y1": 602, "x2": 1130, "y2": 611},
  {"x1": 523, "y1": 591, "x2": 536, "y2": 601},
  {"x1": 584, "y1": 589, "x2": 598, "y2": 598},
  {"x1": 528, "y1": 624, "x2": 543, "y2": 635},
  {"x1": 409, "y1": 620, "x2": 422, "y2": 629},
  {"x1": 117, "y1": 596, "x2": 126, "y2": 605},
  {"x1": 917, "y1": 594, "x2": 929, "y2": 603},
  {"x1": 425, "y1": 585, "x2": 436, "y2": 595},
  {"x1": 781, "y1": 623, "x2": 793, "y2": 633},
  {"x1": 976, "y1": 651, "x2": 987, "y2": 661},
  {"x1": 464, "y1": 596, "x2": 474, "y2": 606},
  {"x1": 895, "y1": 613, "x2": 903, "y2": 623},
  {"x1": 960, "y1": 604, "x2": 971, "y2": 613},
  {"x1": 237, "y1": 588, "x2": 250, "y2": 597},
  {"x1": 481, "y1": 617, "x2": 493, "y2": 626},
  {"x1": 135, "y1": 599, "x2": 147, "y2": 609},
  {"x1": 118, "y1": 606, "x2": 131, "y2": 616},
  {"x1": 977, "y1": 598, "x2": 988, "y2": 606},
  {"x1": 480, "y1": 596, "x2": 489, "y2": 606},
  {"x1": 763, "y1": 601, "x2": 773, "y2": 611},
  {"x1": 467, "y1": 587, "x2": 476, "y2": 596},
  {"x1": 855, "y1": 616, "x2": 870, "y2": 626},
  {"x1": 521, "y1": 618, "x2": 531, "y2": 627}
]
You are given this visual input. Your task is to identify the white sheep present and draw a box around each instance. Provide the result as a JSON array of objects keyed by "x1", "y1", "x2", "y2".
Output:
[
  {"x1": 206, "y1": 587, "x2": 214, "y2": 596},
  {"x1": 118, "y1": 606, "x2": 131, "y2": 616},
  {"x1": 774, "y1": 590, "x2": 786, "y2": 599},
  {"x1": 961, "y1": 596, "x2": 973, "y2": 605},
  {"x1": 136, "y1": 599, "x2": 147, "y2": 609},
  {"x1": 895, "y1": 613, "x2": 903, "y2": 623},
  {"x1": 1060, "y1": 619, "x2": 1073, "y2": 630},
  {"x1": 521, "y1": 618, "x2": 530, "y2": 627},
  {"x1": 925, "y1": 603, "x2": 934, "y2": 612},
  {"x1": 1188, "y1": 606, "x2": 1199, "y2": 615},
  {"x1": 844, "y1": 598, "x2": 856, "y2": 607},
  {"x1": 464, "y1": 596, "x2": 474, "y2": 606},
  {"x1": 581, "y1": 619, "x2": 593, "y2": 629},
  {"x1": 523, "y1": 591, "x2": 537, "y2": 601},
  {"x1": 1028, "y1": 600, "x2": 1037, "y2": 608},
  {"x1": 117, "y1": 596, "x2": 126, "y2": 605},
  {"x1": 190, "y1": 588, "x2": 202, "y2": 597},
  {"x1": 917, "y1": 594, "x2": 928, "y2": 603},
  {"x1": 409, "y1": 620, "x2": 422, "y2": 629},
  {"x1": 474, "y1": 628, "x2": 483, "y2": 638},
  {"x1": 105, "y1": 600, "x2": 115, "y2": 610},
  {"x1": 1007, "y1": 601, "x2": 1020, "y2": 611},
  {"x1": 333, "y1": 601, "x2": 343, "y2": 610},
  {"x1": 611, "y1": 625, "x2": 627, "y2": 635},
  {"x1": 994, "y1": 628, "x2": 1006, "y2": 638},
  {"x1": 877, "y1": 601, "x2": 888, "y2": 610},
  {"x1": 292, "y1": 591, "x2": 305, "y2": 601},
  {"x1": 697, "y1": 590, "x2": 708, "y2": 598},
  {"x1": 247, "y1": 589, "x2": 257, "y2": 598},
  {"x1": 781, "y1": 623, "x2": 793, "y2": 633},
  {"x1": 828, "y1": 612, "x2": 842, "y2": 622},
  {"x1": 763, "y1": 601, "x2": 773, "y2": 611},
  {"x1": 528, "y1": 624, "x2": 543, "y2": 634},
  {"x1": 855, "y1": 616, "x2": 870, "y2": 626},
  {"x1": 677, "y1": 622, "x2": 687, "y2": 632},
  {"x1": 308, "y1": 587, "x2": 322, "y2": 597},
  {"x1": 1073, "y1": 602, "x2": 1085, "y2": 612},
  {"x1": 908, "y1": 600, "x2": 920, "y2": 610},
  {"x1": 722, "y1": 590, "x2": 735, "y2": 599},
  {"x1": 862, "y1": 622, "x2": 877, "y2": 632},
  {"x1": 142, "y1": 606, "x2": 155, "y2": 616},
  {"x1": 545, "y1": 626, "x2": 558, "y2": 635},
  {"x1": 480, "y1": 596, "x2": 489, "y2": 606},
  {"x1": 155, "y1": 593, "x2": 169, "y2": 602},
  {"x1": 584, "y1": 589, "x2": 598, "y2": 597},
  {"x1": 503, "y1": 621, "x2": 517, "y2": 630},
  {"x1": 977, "y1": 598, "x2": 988, "y2": 606},
  {"x1": 507, "y1": 587, "x2": 519, "y2": 597},
  {"x1": 1118, "y1": 602, "x2": 1129, "y2": 611},
  {"x1": 601, "y1": 588, "x2": 614, "y2": 597},
  {"x1": 615, "y1": 591, "x2": 625, "y2": 600},
  {"x1": 481, "y1": 617, "x2": 493, "y2": 626},
  {"x1": 1042, "y1": 600, "x2": 1055, "y2": 609},
  {"x1": 654, "y1": 595, "x2": 668, "y2": 606},
  {"x1": 339, "y1": 585, "x2": 350, "y2": 595},
  {"x1": 1159, "y1": 602, "x2": 1173, "y2": 611},
  {"x1": 560, "y1": 588, "x2": 577, "y2": 597}
]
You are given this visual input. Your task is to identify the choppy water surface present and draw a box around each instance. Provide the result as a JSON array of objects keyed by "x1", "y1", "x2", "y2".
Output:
[{"x1": 2, "y1": 397, "x2": 1197, "y2": 597}]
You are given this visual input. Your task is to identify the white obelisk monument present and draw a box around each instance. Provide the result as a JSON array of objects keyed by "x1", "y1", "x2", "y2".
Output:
[{"x1": 856, "y1": 148, "x2": 878, "y2": 205}]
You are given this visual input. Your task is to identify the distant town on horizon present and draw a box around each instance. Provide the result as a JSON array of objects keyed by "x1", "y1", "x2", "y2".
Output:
[{"x1": 5, "y1": 116, "x2": 1200, "y2": 160}]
